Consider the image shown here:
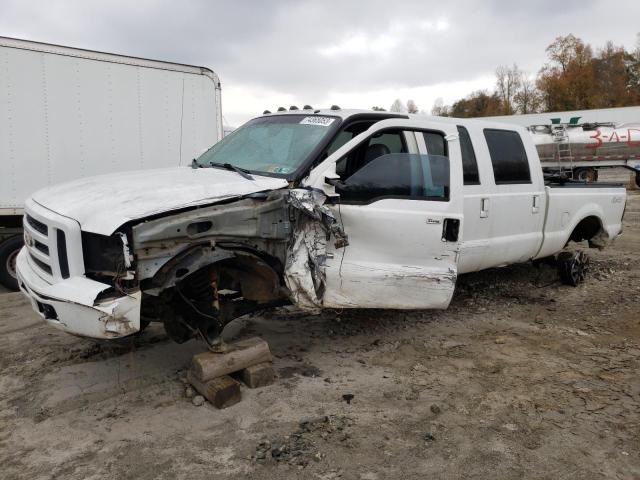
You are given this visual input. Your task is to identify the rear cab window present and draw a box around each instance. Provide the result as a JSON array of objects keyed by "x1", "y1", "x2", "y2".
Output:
[{"x1": 483, "y1": 129, "x2": 531, "y2": 184}]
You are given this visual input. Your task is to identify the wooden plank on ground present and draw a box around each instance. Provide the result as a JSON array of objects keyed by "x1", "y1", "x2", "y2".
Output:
[
  {"x1": 191, "y1": 337, "x2": 272, "y2": 382},
  {"x1": 240, "y1": 362, "x2": 275, "y2": 388},
  {"x1": 187, "y1": 371, "x2": 241, "y2": 409}
]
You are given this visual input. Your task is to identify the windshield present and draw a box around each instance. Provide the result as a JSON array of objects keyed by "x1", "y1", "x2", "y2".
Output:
[{"x1": 196, "y1": 114, "x2": 339, "y2": 176}]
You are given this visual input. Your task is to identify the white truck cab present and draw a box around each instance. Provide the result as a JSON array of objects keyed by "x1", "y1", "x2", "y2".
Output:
[{"x1": 16, "y1": 108, "x2": 626, "y2": 345}]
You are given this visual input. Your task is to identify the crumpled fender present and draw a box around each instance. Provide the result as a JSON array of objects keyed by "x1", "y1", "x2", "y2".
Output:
[{"x1": 284, "y1": 189, "x2": 348, "y2": 309}]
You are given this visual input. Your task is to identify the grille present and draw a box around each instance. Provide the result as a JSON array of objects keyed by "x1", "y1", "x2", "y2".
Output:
[
  {"x1": 34, "y1": 240, "x2": 49, "y2": 255},
  {"x1": 24, "y1": 211, "x2": 53, "y2": 278},
  {"x1": 26, "y1": 215, "x2": 48, "y2": 235},
  {"x1": 29, "y1": 253, "x2": 53, "y2": 275},
  {"x1": 24, "y1": 202, "x2": 81, "y2": 282}
]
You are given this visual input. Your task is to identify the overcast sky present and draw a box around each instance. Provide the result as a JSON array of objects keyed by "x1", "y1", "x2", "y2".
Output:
[{"x1": 2, "y1": 0, "x2": 639, "y2": 126}]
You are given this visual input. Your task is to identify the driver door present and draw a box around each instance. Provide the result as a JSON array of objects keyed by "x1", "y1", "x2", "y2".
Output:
[{"x1": 306, "y1": 119, "x2": 464, "y2": 310}]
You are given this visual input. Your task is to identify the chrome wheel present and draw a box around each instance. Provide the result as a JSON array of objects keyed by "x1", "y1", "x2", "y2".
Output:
[{"x1": 557, "y1": 251, "x2": 589, "y2": 286}]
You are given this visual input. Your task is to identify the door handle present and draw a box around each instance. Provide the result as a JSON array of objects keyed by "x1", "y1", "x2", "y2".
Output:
[
  {"x1": 480, "y1": 198, "x2": 489, "y2": 218},
  {"x1": 532, "y1": 195, "x2": 540, "y2": 214}
]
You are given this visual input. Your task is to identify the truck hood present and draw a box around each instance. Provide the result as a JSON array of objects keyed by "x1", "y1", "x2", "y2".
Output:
[{"x1": 31, "y1": 167, "x2": 289, "y2": 235}]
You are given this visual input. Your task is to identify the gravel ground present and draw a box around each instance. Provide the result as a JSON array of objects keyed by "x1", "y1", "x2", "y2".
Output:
[{"x1": 0, "y1": 178, "x2": 638, "y2": 480}]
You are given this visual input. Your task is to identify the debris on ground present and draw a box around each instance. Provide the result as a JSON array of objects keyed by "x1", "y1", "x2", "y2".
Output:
[
  {"x1": 253, "y1": 415, "x2": 354, "y2": 467},
  {"x1": 184, "y1": 386, "x2": 195, "y2": 398},
  {"x1": 342, "y1": 393, "x2": 354, "y2": 404}
]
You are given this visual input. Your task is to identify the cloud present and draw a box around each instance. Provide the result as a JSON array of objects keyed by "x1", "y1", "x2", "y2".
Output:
[
  {"x1": 317, "y1": 18, "x2": 450, "y2": 59},
  {"x1": 1, "y1": 0, "x2": 638, "y2": 125},
  {"x1": 318, "y1": 32, "x2": 401, "y2": 58}
]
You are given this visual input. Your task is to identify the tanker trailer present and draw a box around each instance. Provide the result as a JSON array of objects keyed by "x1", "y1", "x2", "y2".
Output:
[
  {"x1": 485, "y1": 107, "x2": 640, "y2": 186},
  {"x1": 528, "y1": 121, "x2": 640, "y2": 185}
]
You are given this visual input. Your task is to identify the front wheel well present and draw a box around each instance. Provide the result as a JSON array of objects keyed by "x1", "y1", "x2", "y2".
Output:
[{"x1": 145, "y1": 248, "x2": 290, "y2": 345}]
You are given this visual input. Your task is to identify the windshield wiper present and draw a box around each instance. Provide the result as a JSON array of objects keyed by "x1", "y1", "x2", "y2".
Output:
[{"x1": 208, "y1": 161, "x2": 254, "y2": 180}]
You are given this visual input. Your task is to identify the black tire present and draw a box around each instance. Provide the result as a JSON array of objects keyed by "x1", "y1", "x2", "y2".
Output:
[
  {"x1": 0, "y1": 236, "x2": 24, "y2": 291},
  {"x1": 574, "y1": 168, "x2": 589, "y2": 182},
  {"x1": 557, "y1": 251, "x2": 589, "y2": 287}
]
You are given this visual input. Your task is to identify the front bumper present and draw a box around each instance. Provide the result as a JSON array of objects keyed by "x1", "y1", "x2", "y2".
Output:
[{"x1": 16, "y1": 248, "x2": 141, "y2": 339}]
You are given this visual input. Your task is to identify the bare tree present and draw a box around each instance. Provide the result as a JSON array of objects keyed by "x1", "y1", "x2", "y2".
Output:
[
  {"x1": 406, "y1": 99, "x2": 419, "y2": 114},
  {"x1": 390, "y1": 98, "x2": 405, "y2": 112},
  {"x1": 513, "y1": 75, "x2": 542, "y2": 114},
  {"x1": 495, "y1": 64, "x2": 523, "y2": 115},
  {"x1": 546, "y1": 33, "x2": 585, "y2": 72},
  {"x1": 431, "y1": 97, "x2": 450, "y2": 116}
]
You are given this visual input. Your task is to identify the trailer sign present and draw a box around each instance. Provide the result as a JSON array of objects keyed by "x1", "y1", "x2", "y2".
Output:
[{"x1": 588, "y1": 127, "x2": 640, "y2": 149}]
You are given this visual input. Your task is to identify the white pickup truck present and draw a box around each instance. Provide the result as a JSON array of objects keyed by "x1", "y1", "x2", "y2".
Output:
[{"x1": 16, "y1": 108, "x2": 626, "y2": 345}]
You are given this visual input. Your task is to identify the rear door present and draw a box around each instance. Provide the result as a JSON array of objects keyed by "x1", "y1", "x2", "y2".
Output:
[
  {"x1": 307, "y1": 119, "x2": 463, "y2": 309},
  {"x1": 423, "y1": 124, "x2": 489, "y2": 274},
  {"x1": 480, "y1": 127, "x2": 546, "y2": 267}
]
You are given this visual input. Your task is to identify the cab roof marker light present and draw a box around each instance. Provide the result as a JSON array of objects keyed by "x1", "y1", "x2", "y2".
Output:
[
  {"x1": 263, "y1": 110, "x2": 271, "y2": 114},
  {"x1": 289, "y1": 106, "x2": 299, "y2": 111},
  {"x1": 330, "y1": 105, "x2": 341, "y2": 111},
  {"x1": 303, "y1": 105, "x2": 313, "y2": 110},
  {"x1": 277, "y1": 107, "x2": 286, "y2": 112}
]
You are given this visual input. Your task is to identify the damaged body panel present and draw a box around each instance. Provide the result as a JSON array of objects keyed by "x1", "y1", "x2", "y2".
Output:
[
  {"x1": 31, "y1": 167, "x2": 289, "y2": 235},
  {"x1": 16, "y1": 248, "x2": 142, "y2": 338},
  {"x1": 16, "y1": 109, "x2": 626, "y2": 344},
  {"x1": 309, "y1": 119, "x2": 465, "y2": 311},
  {"x1": 129, "y1": 187, "x2": 347, "y2": 343}
]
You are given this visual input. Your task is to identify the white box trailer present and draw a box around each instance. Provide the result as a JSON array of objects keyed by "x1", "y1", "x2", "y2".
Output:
[
  {"x1": 485, "y1": 107, "x2": 640, "y2": 184},
  {"x1": 0, "y1": 36, "x2": 223, "y2": 289}
]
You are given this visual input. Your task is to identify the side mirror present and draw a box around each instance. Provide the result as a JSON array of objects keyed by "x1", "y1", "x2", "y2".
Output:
[{"x1": 324, "y1": 176, "x2": 342, "y2": 187}]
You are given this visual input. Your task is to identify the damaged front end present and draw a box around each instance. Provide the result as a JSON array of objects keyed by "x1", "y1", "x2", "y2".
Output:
[
  {"x1": 130, "y1": 188, "x2": 347, "y2": 346},
  {"x1": 16, "y1": 197, "x2": 143, "y2": 340},
  {"x1": 15, "y1": 246, "x2": 143, "y2": 339}
]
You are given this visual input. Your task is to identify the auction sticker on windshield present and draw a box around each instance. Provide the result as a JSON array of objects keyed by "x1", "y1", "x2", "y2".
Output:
[{"x1": 300, "y1": 116, "x2": 335, "y2": 126}]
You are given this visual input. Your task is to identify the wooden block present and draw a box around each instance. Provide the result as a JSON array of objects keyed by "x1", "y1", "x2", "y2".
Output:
[
  {"x1": 191, "y1": 337, "x2": 272, "y2": 382},
  {"x1": 187, "y1": 371, "x2": 241, "y2": 409},
  {"x1": 241, "y1": 362, "x2": 275, "y2": 388}
]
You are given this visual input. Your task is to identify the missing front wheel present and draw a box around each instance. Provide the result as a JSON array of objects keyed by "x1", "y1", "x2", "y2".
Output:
[{"x1": 158, "y1": 267, "x2": 223, "y2": 346}]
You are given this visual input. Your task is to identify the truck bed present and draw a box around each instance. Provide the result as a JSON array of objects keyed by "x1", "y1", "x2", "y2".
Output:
[{"x1": 536, "y1": 183, "x2": 626, "y2": 259}]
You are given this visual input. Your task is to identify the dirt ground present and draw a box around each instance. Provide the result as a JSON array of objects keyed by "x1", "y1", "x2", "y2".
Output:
[{"x1": 1, "y1": 177, "x2": 639, "y2": 479}]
